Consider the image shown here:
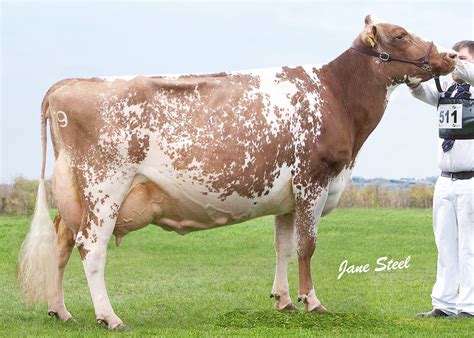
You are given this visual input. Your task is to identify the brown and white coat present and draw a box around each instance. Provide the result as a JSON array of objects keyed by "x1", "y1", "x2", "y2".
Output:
[{"x1": 18, "y1": 15, "x2": 456, "y2": 329}]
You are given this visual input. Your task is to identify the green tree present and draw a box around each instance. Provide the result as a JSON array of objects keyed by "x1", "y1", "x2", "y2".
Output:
[{"x1": 4, "y1": 177, "x2": 39, "y2": 215}]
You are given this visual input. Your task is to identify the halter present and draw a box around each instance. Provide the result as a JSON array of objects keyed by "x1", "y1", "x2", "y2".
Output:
[{"x1": 350, "y1": 41, "x2": 441, "y2": 90}]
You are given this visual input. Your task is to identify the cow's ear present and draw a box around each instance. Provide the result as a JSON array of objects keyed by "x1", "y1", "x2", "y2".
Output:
[
  {"x1": 362, "y1": 25, "x2": 377, "y2": 48},
  {"x1": 364, "y1": 15, "x2": 372, "y2": 25},
  {"x1": 365, "y1": 14, "x2": 385, "y2": 25}
]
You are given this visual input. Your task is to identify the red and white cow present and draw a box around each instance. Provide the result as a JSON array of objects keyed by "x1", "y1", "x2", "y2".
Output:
[{"x1": 18, "y1": 15, "x2": 455, "y2": 329}]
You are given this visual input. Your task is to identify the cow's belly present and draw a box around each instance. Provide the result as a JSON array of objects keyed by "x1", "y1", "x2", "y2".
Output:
[{"x1": 114, "y1": 164, "x2": 295, "y2": 241}]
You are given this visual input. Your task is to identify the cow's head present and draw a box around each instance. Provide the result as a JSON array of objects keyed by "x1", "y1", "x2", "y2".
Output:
[{"x1": 355, "y1": 15, "x2": 456, "y2": 87}]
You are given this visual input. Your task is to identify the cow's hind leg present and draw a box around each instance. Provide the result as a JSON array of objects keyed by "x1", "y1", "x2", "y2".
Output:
[
  {"x1": 295, "y1": 188, "x2": 329, "y2": 312},
  {"x1": 271, "y1": 213, "x2": 297, "y2": 311},
  {"x1": 48, "y1": 213, "x2": 75, "y2": 321},
  {"x1": 76, "y1": 179, "x2": 132, "y2": 330}
]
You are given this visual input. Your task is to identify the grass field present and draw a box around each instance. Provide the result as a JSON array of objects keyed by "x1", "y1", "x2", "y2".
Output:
[{"x1": 1, "y1": 208, "x2": 473, "y2": 336}]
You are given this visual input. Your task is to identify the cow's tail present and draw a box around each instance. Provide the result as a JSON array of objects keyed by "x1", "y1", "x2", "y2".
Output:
[{"x1": 18, "y1": 103, "x2": 58, "y2": 304}]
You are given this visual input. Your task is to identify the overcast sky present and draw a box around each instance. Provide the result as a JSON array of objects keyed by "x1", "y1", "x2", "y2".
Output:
[{"x1": 1, "y1": 0, "x2": 473, "y2": 183}]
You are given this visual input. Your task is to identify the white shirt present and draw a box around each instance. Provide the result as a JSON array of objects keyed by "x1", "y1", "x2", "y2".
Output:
[{"x1": 410, "y1": 60, "x2": 474, "y2": 172}]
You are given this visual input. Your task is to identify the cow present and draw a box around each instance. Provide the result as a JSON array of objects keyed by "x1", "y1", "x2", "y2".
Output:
[{"x1": 18, "y1": 15, "x2": 456, "y2": 329}]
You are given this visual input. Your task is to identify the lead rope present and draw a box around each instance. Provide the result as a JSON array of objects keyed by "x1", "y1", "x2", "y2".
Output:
[{"x1": 434, "y1": 77, "x2": 443, "y2": 93}]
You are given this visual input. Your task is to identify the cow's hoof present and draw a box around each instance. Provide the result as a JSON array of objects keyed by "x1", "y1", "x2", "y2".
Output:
[
  {"x1": 97, "y1": 318, "x2": 128, "y2": 330},
  {"x1": 48, "y1": 310, "x2": 75, "y2": 322},
  {"x1": 279, "y1": 303, "x2": 298, "y2": 312},
  {"x1": 112, "y1": 323, "x2": 129, "y2": 331},
  {"x1": 309, "y1": 304, "x2": 329, "y2": 313}
]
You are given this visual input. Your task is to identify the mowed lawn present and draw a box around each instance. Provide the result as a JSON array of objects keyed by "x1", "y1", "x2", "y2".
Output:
[{"x1": 1, "y1": 209, "x2": 473, "y2": 336}]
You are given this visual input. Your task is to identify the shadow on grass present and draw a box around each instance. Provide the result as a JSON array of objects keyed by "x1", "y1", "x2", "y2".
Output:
[{"x1": 216, "y1": 309, "x2": 395, "y2": 331}]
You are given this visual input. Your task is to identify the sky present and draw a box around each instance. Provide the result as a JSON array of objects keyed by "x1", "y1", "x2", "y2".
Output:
[{"x1": 1, "y1": 0, "x2": 473, "y2": 183}]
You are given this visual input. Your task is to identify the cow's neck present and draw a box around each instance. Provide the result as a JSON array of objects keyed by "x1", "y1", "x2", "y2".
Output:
[{"x1": 326, "y1": 48, "x2": 400, "y2": 159}]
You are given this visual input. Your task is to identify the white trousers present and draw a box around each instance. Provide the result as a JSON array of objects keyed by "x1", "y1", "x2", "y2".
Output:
[{"x1": 431, "y1": 176, "x2": 474, "y2": 315}]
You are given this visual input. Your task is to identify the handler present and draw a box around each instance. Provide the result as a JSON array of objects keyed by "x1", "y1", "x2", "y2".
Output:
[{"x1": 409, "y1": 40, "x2": 474, "y2": 319}]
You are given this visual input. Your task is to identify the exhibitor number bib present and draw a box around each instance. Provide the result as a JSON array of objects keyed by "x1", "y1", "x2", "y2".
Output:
[
  {"x1": 437, "y1": 97, "x2": 474, "y2": 139},
  {"x1": 438, "y1": 104, "x2": 462, "y2": 129}
]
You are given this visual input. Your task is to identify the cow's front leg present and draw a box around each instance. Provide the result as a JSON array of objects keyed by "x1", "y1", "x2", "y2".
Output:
[
  {"x1": 295, "y1": 188, "x2": 329, "y2": 312},
  {"x1": 271, "y1": 213, "x2": 297, "y2": 311}
]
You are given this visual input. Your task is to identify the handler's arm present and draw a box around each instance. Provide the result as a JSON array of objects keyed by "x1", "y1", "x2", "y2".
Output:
[
  {"x1": 453, "y1": 60, "x2": 474, "y2": 86},
  {"x1": 409, "y1": 82, "x2": 441, "y2": 107}
]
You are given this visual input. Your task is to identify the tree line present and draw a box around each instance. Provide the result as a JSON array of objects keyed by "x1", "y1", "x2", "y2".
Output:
[
  {"x1": 0, "y1": 177, "x2": 435, "y2": 216},
  {"x1": 0, "y1": 177, "x2": 56, "y2": 215},
  {"x1": 338, "y1": 184, "x2": 434, "y2": 209}
]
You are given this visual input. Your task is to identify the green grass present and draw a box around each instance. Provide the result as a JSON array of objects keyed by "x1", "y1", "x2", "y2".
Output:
[{"x1": 1, "y1": 209, "x2": 473, "y2": 336}]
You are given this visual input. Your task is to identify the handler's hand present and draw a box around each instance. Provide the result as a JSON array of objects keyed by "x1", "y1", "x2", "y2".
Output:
[{"x1": 452, "y1": 58, "x2": 474, "y2": 85}]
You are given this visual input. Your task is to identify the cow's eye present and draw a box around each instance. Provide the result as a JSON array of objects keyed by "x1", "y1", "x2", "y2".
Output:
[{"x1": 395, "y1": 33, "x2": 407, "y2": 40}]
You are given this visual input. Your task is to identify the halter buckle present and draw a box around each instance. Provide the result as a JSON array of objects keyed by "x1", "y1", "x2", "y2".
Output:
[{"x1": 379, "y1": 52, "x2": 390, "y2": 62}]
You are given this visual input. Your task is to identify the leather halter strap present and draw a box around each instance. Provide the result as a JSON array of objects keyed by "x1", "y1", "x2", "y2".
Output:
[
  {"x1": 350, "y1": 41, "x2": 434, "y2": 69},
  {"x1": 350, "y1": 41, "x2": 439, "y2": 90}
]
